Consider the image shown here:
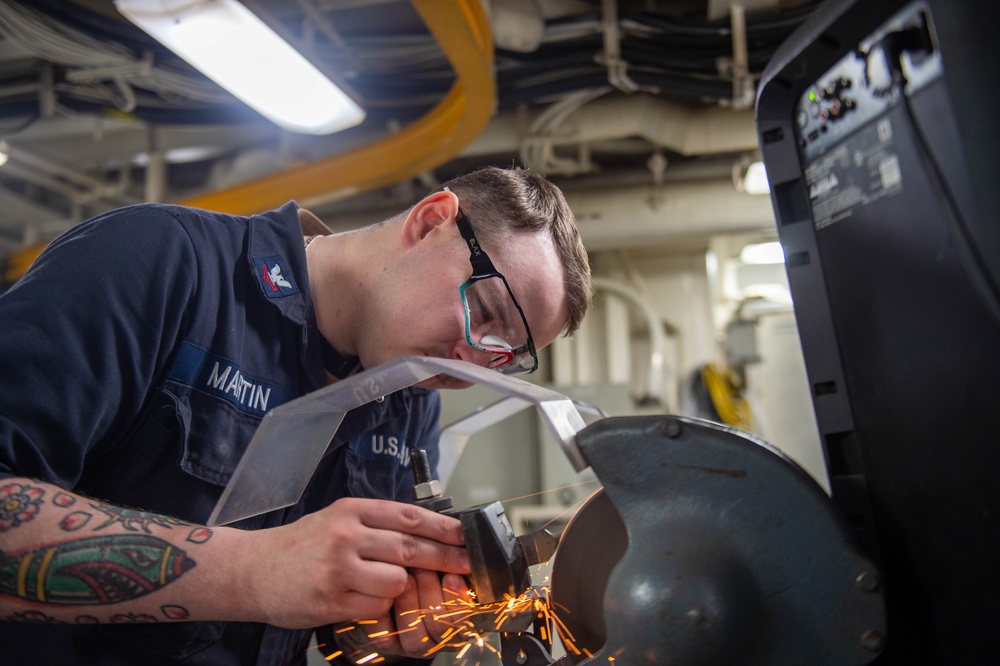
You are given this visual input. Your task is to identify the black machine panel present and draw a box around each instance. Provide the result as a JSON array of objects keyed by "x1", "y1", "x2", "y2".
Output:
[{"x1": 757, "y1": 1, "x2": 1000, "y2": 663}]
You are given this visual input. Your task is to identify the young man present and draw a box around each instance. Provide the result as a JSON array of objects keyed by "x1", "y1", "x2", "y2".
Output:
[{"x1": 0, "y1": 166, "x2": 591, "y2": 664}]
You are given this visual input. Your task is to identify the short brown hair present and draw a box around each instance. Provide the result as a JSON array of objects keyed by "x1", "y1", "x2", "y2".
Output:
[{"x1": 437, "y1": 166, "x2": 592, "y2": 336}]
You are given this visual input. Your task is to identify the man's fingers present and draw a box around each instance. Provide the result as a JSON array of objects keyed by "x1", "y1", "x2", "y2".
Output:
[
  {"x1": 333, "y1": 592, "x2": 394, "y2": 626},
  {"x1": 441, "y1": 573, "x2": 474, "y2": 605},
  {"x1": 392, "y1": 576, "x2": 433, "y2": 657},
  {"x1": 343, "y1": 560, "x2": 410, "y2": 600},
  {"x1": 356, "y1": 528, "x2": 471, "y2": 575},
  {"x1": 352, "y1": 498, "x2": 465, "y2": 546}
]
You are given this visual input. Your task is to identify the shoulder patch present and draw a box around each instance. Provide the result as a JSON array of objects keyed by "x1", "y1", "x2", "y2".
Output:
[{"x1": 252, "y1": 255, "x2": 300, "y2": 298}]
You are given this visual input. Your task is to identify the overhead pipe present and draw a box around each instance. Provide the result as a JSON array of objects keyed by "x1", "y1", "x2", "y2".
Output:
[
  {"x1": 565, "y1": 179, "x2": 777, "y2": 251},
  {"x1": 180, "y1": 0, "x2": 495, "y2": 214},
  {"x1": 465, "y1": 92, "x2": 759, "y2": 159}
]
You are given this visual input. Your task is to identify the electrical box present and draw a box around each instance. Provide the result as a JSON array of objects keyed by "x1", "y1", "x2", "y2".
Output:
[{"x1": 757, "y1": 0, "x2": 1000, "y2": 662}]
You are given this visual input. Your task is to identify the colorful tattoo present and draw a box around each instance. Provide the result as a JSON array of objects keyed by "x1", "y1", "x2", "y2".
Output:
[
  {"x1": 60, "y1": 511, "x2": 93, "y2": 532},
  {"x1": 186, "y1": 527, "x2": 213, "y2": 544},
  {"x1": 110, "y1": 612, "x2": 158, "y2": 623},
  {"x1": 53, "y1": 493, "x2": 77, "y2": 508},
  {"x1": 91, "y1": 503, "x2": 189, "y2": 534},
  {"x1": 0, "y1": 535, "x2": 195, "y2": 605},
  {"x1": 161, "y1": 605, "x2": 190, "y2": 620},
  {"x1": 4, "y1": 609, "x2": 67, "y2": 623},
  {"x1": 0, "y1": 483, "x2": 45, "y2": 531}
]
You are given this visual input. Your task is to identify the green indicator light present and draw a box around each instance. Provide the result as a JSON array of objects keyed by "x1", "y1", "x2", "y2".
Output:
[{"x1": 809, "y1": 91, "x2": 816, "y2": 101}]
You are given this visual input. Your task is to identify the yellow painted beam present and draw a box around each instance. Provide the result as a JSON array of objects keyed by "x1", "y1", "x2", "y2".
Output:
[
  {"x1": 180, "y1": 0, "x2": 495, "y2": 215},
  {"x1": 2, "y1": 243, "x2": 45, "y2": 285}
]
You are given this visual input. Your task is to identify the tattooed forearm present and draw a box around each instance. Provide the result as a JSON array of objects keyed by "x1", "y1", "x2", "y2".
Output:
[
  {"x1": 0, "y1": 483, "x2": 46, "y2": 531},
  {"x1": 0, "y1": 534, "x2": 195, "y2": 605}
]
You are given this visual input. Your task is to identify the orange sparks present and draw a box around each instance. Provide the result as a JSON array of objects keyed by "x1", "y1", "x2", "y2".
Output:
[
  {"x1": 334, "y1": 626, "x2": 355, "y2": 634},
  {"x1": 323, "y1": 650, "x2": 343, "y2": 661},
  {"x1": 342, "y1": 584, "x2": 575, "y2": 663},
  {"x1": 500, "y1": 479, "x2": 600, "y2": 504}
]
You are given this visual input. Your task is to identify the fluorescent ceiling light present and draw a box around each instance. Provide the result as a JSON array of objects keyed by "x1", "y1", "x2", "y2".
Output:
[
  {"x1": 0, "y1": 141, "x2": 8, "y2": 167},
  {"x1": 740, "y1": 241, "x2": 785, "y2": 264},
  {"x1": 742, "y1": 160, "x2": 770, "y2": 195},
  {"x1": 115, "y1": 0, "x2": 365, "y2": 135}
]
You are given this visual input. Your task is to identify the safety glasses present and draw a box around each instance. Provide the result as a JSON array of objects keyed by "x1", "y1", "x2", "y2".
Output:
[{"x1": 455, "y1": 207, "x2": 538, "y2": 375}]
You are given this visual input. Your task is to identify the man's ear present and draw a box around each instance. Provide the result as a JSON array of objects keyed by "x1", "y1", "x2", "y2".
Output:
[{"x1": 400, "y1": 189, "x2": 460, "y2": 247}]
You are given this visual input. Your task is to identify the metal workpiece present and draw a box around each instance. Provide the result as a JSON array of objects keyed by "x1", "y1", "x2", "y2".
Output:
[
  {"x1": 516, "y1": 528, "x2": 559, "y2": 568},
  {"x1": 207, "y1": 356, "x2": 598, "y2": 526},
  {"x1": 410, "y1": 450, "x2": 558, "y2": 620},
  {"x1": 549, "y1": 415, "x2": 886, "y2": 665},
  {"x1": 448, "y1": 501, "x2": 531, "y2": 606}
]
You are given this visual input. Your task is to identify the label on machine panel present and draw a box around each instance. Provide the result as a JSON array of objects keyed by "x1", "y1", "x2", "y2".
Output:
[
  {"x1": 796, "y1": 1, "x2": 942, "y2": 231},
  {"x1": 805, "y1": 117, "x2": 903, "y2": 230}
]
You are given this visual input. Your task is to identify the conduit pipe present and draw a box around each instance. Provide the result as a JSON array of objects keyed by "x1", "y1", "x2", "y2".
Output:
[
  {"x1": 180, "y1": 0, "x2": 494, "y2": 214},
  {"x1": 566, "y1": 178, "x2": 776, "y2": 251},
  {"x1": 464, "y1": 92, "x2": 759, "y2": 158},
  {"x1": 592, "y1": 276, "x2": 669, "y2": 406}
]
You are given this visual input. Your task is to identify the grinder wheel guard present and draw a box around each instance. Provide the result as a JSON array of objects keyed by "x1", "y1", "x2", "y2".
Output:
[{"x1": 547, "y1": 415, "x2": 885, "y2": 665}]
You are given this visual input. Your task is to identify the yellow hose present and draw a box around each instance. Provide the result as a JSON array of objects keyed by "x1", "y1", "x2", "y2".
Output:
[{"x1": 702, "y1": 362, "x2": 754, "y2": 430}]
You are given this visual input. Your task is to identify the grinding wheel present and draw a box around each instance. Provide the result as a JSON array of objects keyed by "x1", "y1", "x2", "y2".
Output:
[{"x1": 549, "y1": 489, "x2": 627, "y2": 662}]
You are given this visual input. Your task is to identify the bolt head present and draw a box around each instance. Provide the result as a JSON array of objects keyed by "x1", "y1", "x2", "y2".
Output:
[
  {"x1": 413, "y1": 480, "x2": 441, "y2": 501},
  {"x1": 662, "y1": 419, "x2": 682, "y2": 438}
]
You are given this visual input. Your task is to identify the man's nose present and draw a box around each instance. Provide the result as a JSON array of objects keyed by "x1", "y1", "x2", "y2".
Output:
[{"x1": 452, "y1": 341, "x2": 494, "y2": 367}]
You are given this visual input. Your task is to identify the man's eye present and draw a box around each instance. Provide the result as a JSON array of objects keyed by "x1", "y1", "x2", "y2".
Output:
[{"x1": 476, "y1": 296, "x2": 496, "y2": 323}]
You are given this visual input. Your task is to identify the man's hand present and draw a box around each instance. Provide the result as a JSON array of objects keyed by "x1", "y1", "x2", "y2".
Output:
[
  {"x1": 244, "y1": 497, "x2": 470, "y2": 629},
  {"x1": 381, "y1": 570, "x2": 474, "y2": 658},
  {"x1": 322, "y1": 570, "x2": 476, "y2": 661}
]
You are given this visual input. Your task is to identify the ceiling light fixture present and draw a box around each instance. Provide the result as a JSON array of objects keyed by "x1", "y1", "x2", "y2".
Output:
[
  {"x1": 0, "y1": 141, "x2": 9, "y2": 167},
  {"x1": 114, "y1": 0, "x2": 365, "y2": 135}
]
